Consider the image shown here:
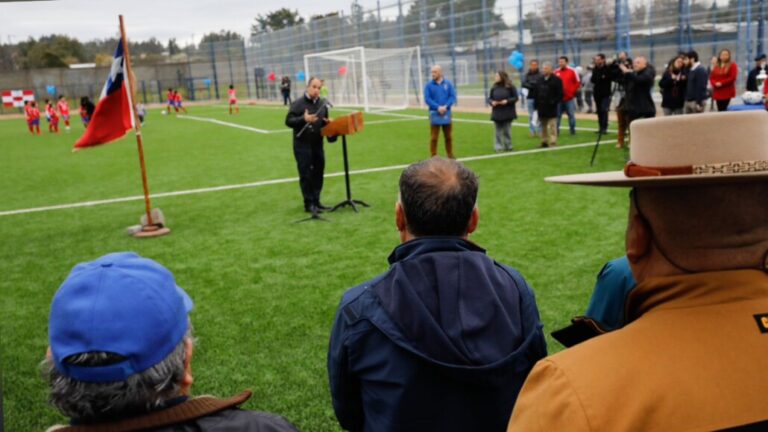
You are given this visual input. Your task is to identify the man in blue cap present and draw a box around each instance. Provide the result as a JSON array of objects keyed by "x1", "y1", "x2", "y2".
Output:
[{"x1": 44, "y1": 252, "x2": 297, "y2": 431}]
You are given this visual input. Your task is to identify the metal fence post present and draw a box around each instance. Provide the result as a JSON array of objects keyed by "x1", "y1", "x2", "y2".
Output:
[
  {"x1": 482, "y1": 0, "x2": 490, "y2": 106},
  {"x1": 450, "y1": 0, "x2": 457, "y2": 83},
  {"x1": 758, "y1": 0, "x2": 765, "y2": 56},
  {"x1": 209, "y1": 42, "x2": 220, "y2": 99}
]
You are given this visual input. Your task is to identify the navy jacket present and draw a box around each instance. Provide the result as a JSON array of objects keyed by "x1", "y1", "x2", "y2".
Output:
[
  {"x1": 685, "y1": 64, "x2": 709, "y2": 104},
  {"x1": 328, "y1": 237, "x2": 547, "y2": 432}
]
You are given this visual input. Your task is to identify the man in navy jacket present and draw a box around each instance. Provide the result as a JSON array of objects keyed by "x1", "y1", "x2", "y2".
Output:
[
  {"x1": 327, "y1": 157, "x2": 547, "y2": 432},
  {"x1": 684, "y1": 50, "x2": 709, "y2": 114},
  {"x1": 424, "y1": 65, "x2": 457, "y2": 158}
]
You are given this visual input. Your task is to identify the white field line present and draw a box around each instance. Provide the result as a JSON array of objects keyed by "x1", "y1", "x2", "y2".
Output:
[
  {"x1": 181, "y1": 109, "x2": 613, "y2": 135},
  {"x1": 176, "y1": 115, "x2": 272, "y2": 133},
  {"x1": 0, "y1": 139, "x2": 616, "y2": 218},
  {"x1": 178, "y1": 113, "x2": 423, "y2": 134},
  {"x1": 369, "y1": 111, "x2": 616, "y2": 133}
]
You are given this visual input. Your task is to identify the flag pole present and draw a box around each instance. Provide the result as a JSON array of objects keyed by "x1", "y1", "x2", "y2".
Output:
[{"x1": 119, "y1": 15, "x2": 167, "y2": 237}]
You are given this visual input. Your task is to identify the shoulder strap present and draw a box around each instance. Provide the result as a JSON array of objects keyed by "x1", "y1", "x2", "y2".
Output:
[{"x1": 53, "y1": 390, "x2": 252, "y2": 432}]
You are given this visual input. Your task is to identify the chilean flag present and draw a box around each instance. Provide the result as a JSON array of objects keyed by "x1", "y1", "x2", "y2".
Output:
[{"x1": 74, "y1": 39, "x2": 135, "y2": 150}]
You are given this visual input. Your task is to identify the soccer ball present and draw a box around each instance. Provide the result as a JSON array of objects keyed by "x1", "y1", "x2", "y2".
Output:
[
  {"x1": 429, "y1": 22, "x2": 436, "y2": 30},
  {"x1": 161, "y1": 110, "x2": 167, "y2": 115}
]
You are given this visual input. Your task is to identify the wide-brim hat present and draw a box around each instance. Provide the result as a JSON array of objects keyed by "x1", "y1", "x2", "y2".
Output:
[{"x1": 547, "y1": 111, "x2": 768, "y2": 187}]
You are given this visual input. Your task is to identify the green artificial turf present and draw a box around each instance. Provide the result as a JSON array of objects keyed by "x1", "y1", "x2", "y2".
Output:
[{"x1": 0, "y1": 103, "x2": 628, "y2": 431}]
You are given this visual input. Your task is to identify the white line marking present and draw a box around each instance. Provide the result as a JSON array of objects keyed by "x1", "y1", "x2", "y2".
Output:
[
  {"x1": 178, "y1": 113, "x2": 422, "y2": 134},
  {"x1": 177, "y1": 115, "x2": 272, "y2": 133},
  {"x1": 0, "y1": 140, "x2": 617, "y2": 217}
]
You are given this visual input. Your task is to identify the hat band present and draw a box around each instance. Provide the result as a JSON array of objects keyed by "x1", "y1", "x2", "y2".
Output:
[{"x1": 625, "y1": 160, "x2": 768, "y2": 178}]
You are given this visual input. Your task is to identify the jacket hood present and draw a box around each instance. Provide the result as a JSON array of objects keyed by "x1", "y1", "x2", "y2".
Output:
[{"x1": 370, "y1": 237, "x2": 542, "y2": 379}]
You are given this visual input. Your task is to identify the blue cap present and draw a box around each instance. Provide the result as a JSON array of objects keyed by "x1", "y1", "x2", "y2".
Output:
[{"x1": 49, "y1": 252, "x2": 193, "y2": 383}]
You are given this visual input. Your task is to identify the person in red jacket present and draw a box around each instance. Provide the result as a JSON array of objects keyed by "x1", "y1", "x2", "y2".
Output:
[
  {"x1": 709, "y1": 49, "x2": 738, "y2": 111},
  {"x1": 554, "y1": 56, "x2": 580, "y2": 135}
]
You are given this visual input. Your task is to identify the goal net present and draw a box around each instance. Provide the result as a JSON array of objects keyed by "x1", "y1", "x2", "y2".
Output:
[{"x1": 304, "y1": 46, "x2": 422, "y2": 112}]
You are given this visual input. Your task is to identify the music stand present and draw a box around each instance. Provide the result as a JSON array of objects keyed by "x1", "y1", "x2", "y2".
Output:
[{"x1": 323, "y1": 112, "x2": 370, "y2": 213}]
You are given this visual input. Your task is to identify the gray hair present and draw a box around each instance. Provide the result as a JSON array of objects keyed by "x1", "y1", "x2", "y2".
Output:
[
  {"x1": 42, "y1": 328, "x2": 194, "y2": 422},
  {"x1": 541, "y1": 61, "x2": 553, "y2": 69}
]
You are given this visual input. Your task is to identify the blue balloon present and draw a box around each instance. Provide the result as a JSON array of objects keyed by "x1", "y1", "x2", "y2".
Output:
[
  {"x1": 296, "y1": 70, "x2": 306, "y2": 81},
  {"x1": 508, "y1": 50, "x2": 525, "y2": 70},
  {"x1": 46, "y1": 85, "x2": 57, "y2": 95}
]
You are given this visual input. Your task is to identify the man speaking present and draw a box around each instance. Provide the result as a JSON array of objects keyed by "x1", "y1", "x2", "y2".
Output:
[{"x1": 286, "y1": 77, "x2": 333, "y2": 215}]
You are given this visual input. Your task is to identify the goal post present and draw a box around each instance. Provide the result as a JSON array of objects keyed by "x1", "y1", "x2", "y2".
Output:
[{"x1": 304, "y1": 46, "x2": 423, "y2": 112}]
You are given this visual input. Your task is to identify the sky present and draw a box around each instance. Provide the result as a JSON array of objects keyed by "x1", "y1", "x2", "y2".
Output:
[
  {"x1": 1, "y1": 0, "x2": 735, "y2": 46},
  {"x1": 0, "y1": 0, "x2": 363, "y2": 45}
]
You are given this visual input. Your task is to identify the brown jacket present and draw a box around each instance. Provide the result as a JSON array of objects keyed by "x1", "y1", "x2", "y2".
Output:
[{"x1": 508, "y1": 270, "x2": 768, "y2": 431}]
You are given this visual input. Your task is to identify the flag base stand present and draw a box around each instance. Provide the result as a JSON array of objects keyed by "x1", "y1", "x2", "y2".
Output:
[
  {"x1": 132, "y1": 224, "x2": 171, "y2": 238},
  {"x1": 127, "y1": 208, "x2": 170, "y2": 238}
]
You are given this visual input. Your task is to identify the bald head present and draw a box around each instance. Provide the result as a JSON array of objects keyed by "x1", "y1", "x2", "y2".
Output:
[
  {"x1": 628, "y1": 183, "x2": 768, "y2": 278},
  {"x1": 431, "y1": 65, "x2": 443, "y2": 82},
  {"x1": 398, "y1": 158, "x2": 478, "y2": 237},
  {"x1": 633, "y1": 56, "x2": 648, "y2": 71}
]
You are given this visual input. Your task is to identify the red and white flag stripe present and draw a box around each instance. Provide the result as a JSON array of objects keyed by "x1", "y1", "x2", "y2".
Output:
[{"x1": 1, "y1": 90, "x2": 35, "y2": 108}]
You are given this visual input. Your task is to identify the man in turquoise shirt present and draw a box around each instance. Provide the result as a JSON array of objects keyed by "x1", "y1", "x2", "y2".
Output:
[{"x1": 424, "y1": 65, "x2": 457, "y2": 158}]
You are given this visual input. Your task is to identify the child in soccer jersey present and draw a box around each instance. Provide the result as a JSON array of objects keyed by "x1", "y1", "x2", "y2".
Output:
[
  {"x1": 166, "y1": 88, "x2": 175, "y2": 114},
  {"x1": 27, "y1": 101, "x2": 41, "y2": 135},
  {"x1": 228, "y1": 84, "x2": 239, "y2": 114},
  {"x1": 46, "y1": 99, "x2": 59, "y2": 133},
  {"x1": 57, "y1": 95, "x2": 71, "y2": 131},
  {"x1": 44, "y1": 99, "x2": 53, "y2": 131},
  {"x1": 174, "y1": 90, "x2": 187, "y2": 113},
  {"x1": 80, "y1": 96, "x2": 95, "y2": 128}
]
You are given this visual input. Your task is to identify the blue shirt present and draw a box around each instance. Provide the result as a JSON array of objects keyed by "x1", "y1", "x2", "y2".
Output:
[
  {"x1": 585, "y1": 256, "x2": 637, "y2": 331},
  {"x1": 424, "y1": 79, "x2": 457, "y2": 125}
]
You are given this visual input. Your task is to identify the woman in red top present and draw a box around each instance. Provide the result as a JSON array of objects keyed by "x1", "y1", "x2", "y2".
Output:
[{"x1": 709, "y1": 49, "x2": 738, "y2": 111}]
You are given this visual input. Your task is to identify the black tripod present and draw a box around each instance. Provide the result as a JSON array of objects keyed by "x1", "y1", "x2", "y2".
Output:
[{"x1": 331, "y1": 135, "x2": 370, "y2": 212}]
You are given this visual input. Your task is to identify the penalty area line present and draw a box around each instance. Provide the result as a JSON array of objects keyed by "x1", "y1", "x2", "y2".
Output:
[{"x1": 0, "y1": 139, "x2": 617, "y2": 218}]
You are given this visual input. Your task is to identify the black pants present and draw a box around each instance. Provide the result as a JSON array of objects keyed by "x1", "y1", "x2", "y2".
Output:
[
  {"x1": 595, "y1": 94, "x2": 610, "y2": 132},
  {"x1": 282, "y1": 91, "x2": 291, "y2": 106},
  {"x1": 716, "y1": 99, "x2": 731, "y2": 112},
  {"x1": 293, "y1": 142, "x2": 325, "y2": 208}
]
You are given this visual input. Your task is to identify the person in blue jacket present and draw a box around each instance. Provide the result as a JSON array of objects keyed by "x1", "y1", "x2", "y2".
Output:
[
  {"x1": 327, "y1": 157, "x2": 547, "y2": 432},
  {"x1": 424, "y1": 65, "x2": 457, "y2": 158}
]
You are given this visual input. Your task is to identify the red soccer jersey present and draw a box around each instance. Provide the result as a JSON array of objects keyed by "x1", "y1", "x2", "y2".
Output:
[
  {"x1": 57, "y1": 100, "x2": 69, "y2": 116},
  {"x1": 24, "y1": 105, "x2": 33, "y2": 120},
  {"x1": 174, "y1": 92, "x2": 183, "y2": 102},
  {"x1": 46, "y1": 104, "x2": 56, "y2": 117},
  {"x1": 29, "y1": 107, "x2": 40, "y2": 120},
  {"x1": 228, "y1": 88, "x2": 236, "y2": 100}
]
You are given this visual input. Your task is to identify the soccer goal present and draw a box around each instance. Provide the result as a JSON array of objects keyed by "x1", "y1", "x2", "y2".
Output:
[{"x1": 304, "y1": 46, "x2": 423, "y2": 112}]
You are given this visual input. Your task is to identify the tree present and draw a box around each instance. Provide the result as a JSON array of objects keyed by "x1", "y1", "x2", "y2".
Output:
[
  {"x1": 310, "y1": 11, "x2": 339, "y2": 22},
  {"x1": 168, "y1": 38, "x2": 180, "y2": 56},
  {"x1": 251, "y1": 8, "x2": 304, "y2": 35},
  {"x1": 16, "y1": 35, "x2": 86, "y2": 68},
  {"x1": 200, "y1": 30, "x2": 244, "y2": 44}
]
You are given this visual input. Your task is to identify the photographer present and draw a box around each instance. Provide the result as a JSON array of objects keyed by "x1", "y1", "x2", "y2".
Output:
[
  {"x1": 609, "y1": 52, "x2": 632, "y2": 148},
  {"x1": 619, "y1": 56, "x2": 656, "y2": 122},
  {"x1": 591, "y1": 54, "x2": 613, "y2": 134}
]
